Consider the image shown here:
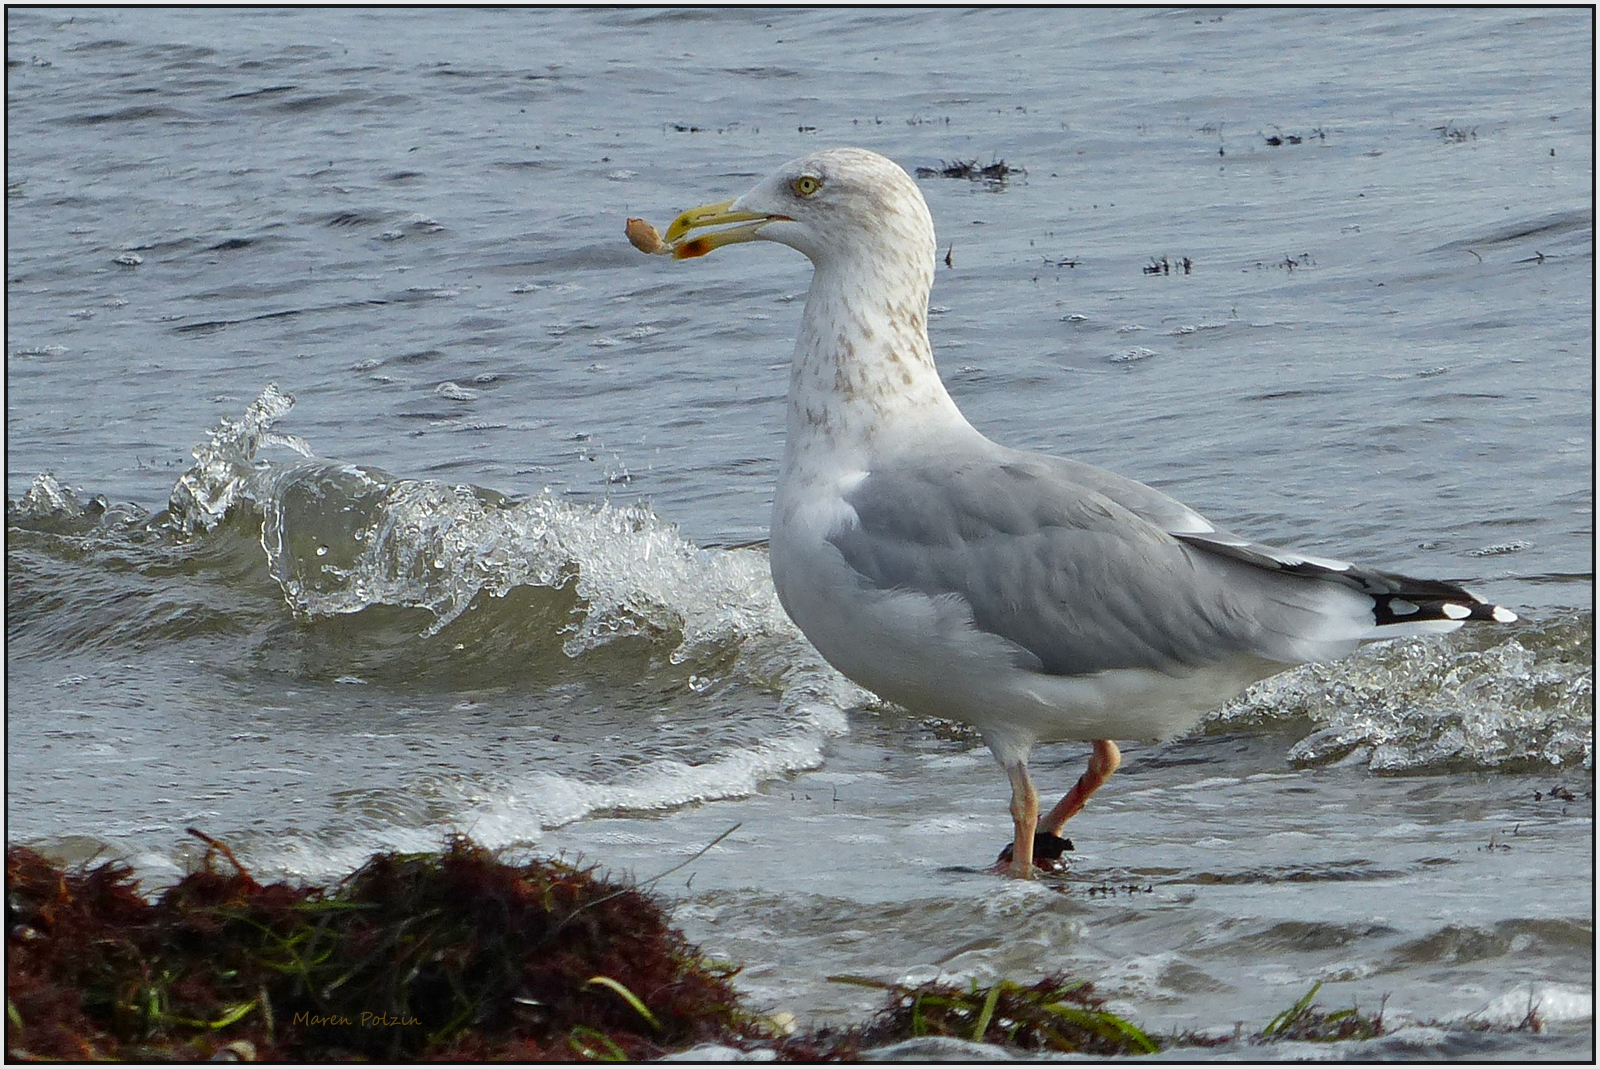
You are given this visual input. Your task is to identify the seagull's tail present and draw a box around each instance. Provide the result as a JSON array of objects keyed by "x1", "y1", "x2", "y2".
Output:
[{"x1": 1177, "y1": 530, "x2": 1518, "y2": 641}]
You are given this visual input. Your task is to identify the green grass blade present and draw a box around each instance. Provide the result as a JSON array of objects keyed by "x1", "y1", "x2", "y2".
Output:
[
  {"x1": 970, "y1": 982, "x2": 1004, "y2": 1041},
  {"x1": 1262, "y1": 981, "x2": 1322, "y2": 1037},
  {"x1": 825, "y1": 974, "x2": 895, "y2": 990},
  {"x1": 207, "y1": 1000, "x2": 257, "y2": 1030},
  {"x1": 568, "y1": 1024, "x2": 629, "y2": 1061},
  {"x1": 586, "y1": 976, "x2": 662, "y2": 1032},
  {"x1": 1044, "y1": 1003, "x2": 1160, "y2": 1054}
]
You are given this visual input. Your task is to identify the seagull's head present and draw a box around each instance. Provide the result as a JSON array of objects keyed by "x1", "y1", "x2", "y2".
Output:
[{"x1": 663, "y1": 147, "x2": 936, "y2": 275}]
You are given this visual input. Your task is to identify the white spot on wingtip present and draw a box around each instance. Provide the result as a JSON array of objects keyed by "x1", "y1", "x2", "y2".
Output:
[
  {"x1": 1492, "y1": 606, "x2": 1518, "y2": 623},
  {"x1": 1441, "y1": 603, "x2": 1471, "y2": 620},
  {"x1": 1389, "y1": 599, "x2": 1420, "y2": 616}
]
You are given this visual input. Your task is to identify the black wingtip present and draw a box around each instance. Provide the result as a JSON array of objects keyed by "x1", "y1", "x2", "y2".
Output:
[{"x1": 1370, "y1": 591, "x2": 1518, "y2": 628}]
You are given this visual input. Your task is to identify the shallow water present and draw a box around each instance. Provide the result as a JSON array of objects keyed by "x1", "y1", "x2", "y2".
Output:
[{"x1": 6, "y1": 7, "x2": 1593, "y2": 1058}]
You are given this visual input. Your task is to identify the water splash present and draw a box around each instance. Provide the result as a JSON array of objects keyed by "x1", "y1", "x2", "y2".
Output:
[
  {"x1": 167, "y1": 382, "x2": 307, "y2": 536},
  {"x1": 153, "y1": 385, "x2": 866, "y2": 718},
  {"x1": 14, "y1": 472, "x2": 85, "y2": 518},
  {"x1": 1215, "y1": 617, "x2": 1594, "y2": 772}
]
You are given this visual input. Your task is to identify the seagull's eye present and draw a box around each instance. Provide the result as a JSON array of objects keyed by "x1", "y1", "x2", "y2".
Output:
[{"x1": 792, "y1": 175, "x2": 823, "y2": 197}]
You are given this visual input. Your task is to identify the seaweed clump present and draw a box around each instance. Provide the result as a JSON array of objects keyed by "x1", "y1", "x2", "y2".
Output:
[
  {"x1": 831, "y1": 972, "x2": 1160, "y2": 1056},
  {"x1": 1257, "y1": 981, "x2": 1387, "y2": 1043},
  {"x1": 1253, "y1": 980, "x2": 1542, "y2": 1043},
  {"x1": 6, "y1": 833, "x2": 774, "y2": 1061}
]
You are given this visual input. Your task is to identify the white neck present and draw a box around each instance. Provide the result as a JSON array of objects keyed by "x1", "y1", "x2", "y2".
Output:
[{"x1": 781, "y1": 254, "x2": 972, "y2": 477}]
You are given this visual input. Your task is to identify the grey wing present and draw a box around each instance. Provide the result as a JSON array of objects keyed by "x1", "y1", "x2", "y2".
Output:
[
  {"x1": 828, "y1": 453, "x2": 1511, "y2": 679},
  {"x1": 828, "y1": 457, "x2": 1303, "y2": 677},
  {"x1": 1031, "y1": 453, "x2": 1512, "y2": 627}
]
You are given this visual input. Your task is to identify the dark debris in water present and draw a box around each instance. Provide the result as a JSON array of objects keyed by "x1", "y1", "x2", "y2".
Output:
[
  {"x1": 1085, "y1": 881, "x2": 1155, "y2": 898},
  {"x1": 4, "y1": 835, "x2": 1557, "y2": 1061},
  {"x1": 914, "y1": 158, "x2": 1022, "y2": 184},
  {"x1": 1143, "y1": 254, "x2": 1193, "y2": 276},
  {"x1": 1256, "y1": 252, "x2": 1316, "y2": 271},
  {"x1": 1434, "y1": 120, "x2": 1478, "y2": 143},
  {"x1": 1263, "y1": 124, "x2": 1328, "y2": 146},
  {"x1": 663, "y1": 121, "x2": 761, "y2": 135}
]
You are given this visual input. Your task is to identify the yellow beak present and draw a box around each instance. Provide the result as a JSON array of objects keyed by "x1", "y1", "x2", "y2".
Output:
[{"x1": 662, "y1": 199, "x2": 782, "y2": 259}]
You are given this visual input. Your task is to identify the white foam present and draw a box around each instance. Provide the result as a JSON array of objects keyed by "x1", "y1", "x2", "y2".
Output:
[
  {"x1": 462, "y1": 705, "x2": 849, "y2": 836},
  {"x1": 1215, "y1": 621, "x2": 1593, "y2": 773},
  {"x1": 1474, "y1": 983, "x2": 1593, "y2": 1026}
]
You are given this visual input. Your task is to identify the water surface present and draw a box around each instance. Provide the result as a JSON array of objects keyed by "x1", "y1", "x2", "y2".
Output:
[{"x1": 7, "y1": 7, "x2": 1592, "y2": 1058}]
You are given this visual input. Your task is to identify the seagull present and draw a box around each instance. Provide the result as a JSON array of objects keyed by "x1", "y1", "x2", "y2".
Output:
[{"x1": 628, "y1": 147, "x2": 1516, "y2": 878}]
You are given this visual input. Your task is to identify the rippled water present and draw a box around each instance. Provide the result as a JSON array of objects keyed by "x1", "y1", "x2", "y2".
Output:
[{"x1": 7, "y1": 7, "x2": 1593, "y2": 1058}]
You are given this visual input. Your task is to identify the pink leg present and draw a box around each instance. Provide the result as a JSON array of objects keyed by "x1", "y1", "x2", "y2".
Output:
[
  {"x1": 998, "y1": 761, "x2": 1039, "y2": 879},
  {"x1": 1041, "y1": 739, "x2": 1121, "y2": 835}
]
